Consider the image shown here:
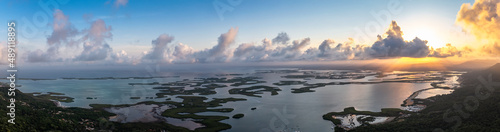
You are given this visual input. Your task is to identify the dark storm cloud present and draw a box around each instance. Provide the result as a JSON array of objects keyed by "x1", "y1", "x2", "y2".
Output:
[{"x1": 369, "y1": 21, "x2": 430, "y2": 58}]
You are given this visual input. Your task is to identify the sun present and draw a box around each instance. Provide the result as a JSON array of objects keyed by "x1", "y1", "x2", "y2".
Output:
[{"x1": 403, "y1": 27, "x2": 447, "y2": 48}]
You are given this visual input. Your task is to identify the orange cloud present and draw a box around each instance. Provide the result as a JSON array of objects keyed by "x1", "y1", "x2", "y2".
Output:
[{"x1": 456, "y1": 0, "x2": 500, "y2": 54}]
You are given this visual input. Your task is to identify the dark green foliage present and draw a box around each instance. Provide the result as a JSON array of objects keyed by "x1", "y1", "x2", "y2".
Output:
[
  {"x1": 228, "y1": 85, "x2": 281, "y2": 97},
  {"x1": 232, "y1": 114, "x2": 244, "y2": 119},
  {"x1": 0, "y1": 87, "x2": 114, "y2": 131}
]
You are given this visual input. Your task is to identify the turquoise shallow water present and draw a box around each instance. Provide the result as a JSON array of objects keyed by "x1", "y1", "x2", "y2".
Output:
[{"x1": 14, "y1": 67, "x2": 462, "y2": 132}]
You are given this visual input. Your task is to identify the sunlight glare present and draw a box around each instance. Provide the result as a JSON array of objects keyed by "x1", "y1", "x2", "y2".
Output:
[{"x1": 404, "y1": 27, "x2": 447, "y2": 48}]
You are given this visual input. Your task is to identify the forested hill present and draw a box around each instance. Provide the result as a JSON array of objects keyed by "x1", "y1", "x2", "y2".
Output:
[
  {"x1": 0, "y1": 85, "x2": 116, "y2": 131},
  {"x1": 351, "y1": 63, "x2": 500, "y2": 131}
]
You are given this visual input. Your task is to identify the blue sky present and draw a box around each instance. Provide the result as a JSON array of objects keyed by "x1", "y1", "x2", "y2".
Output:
[{"x1": 0, "y1": 0, "x2": 482, "y2": 65}]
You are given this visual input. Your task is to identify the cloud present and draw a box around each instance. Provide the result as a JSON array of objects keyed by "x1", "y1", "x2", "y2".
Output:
[
  {"x1": 172, "y1": 43, "x2": 196, "y2": 63},
  {"x1": 195, "y1": 27, "x2": 239, "y2": 62},
  {"x1": 142, "y1": 34, "x2": 174, "y2": 61},
  {"x1": 141, "y1": 28, "x2": 239, "y2": 63},
  {"x1": 153, "y1": 20, "x2": 468, "y2": 64},
  {"x1": 74, "y1": 19, "x2": 113, "y2": 61},
  {"x1": 27, "y1": 9, "x2": 78, "y2": 63},
  {"x1": 110, "y1": 50, "x2": 131, "y2": 63},
  {"x1": 369, "y1": 21, "x2": 430, "y2": 58},
  {"x1": 268, "y1": 37, "x2": 310, "y2": 60},
  {"x1": 456, "y1": 0, "x2": 500, "y2": 54},
  {"x1": 317, "y1": 39, "x2": 335, "y2": 57},
  {"x1": 208, "y1": 27, "x2": 238, "y2": 57},
  {"x1": 138, "y1": 20, "x2": 474, "y2": 65},
  {"x1": 74, "y1": 42, "x2": 112, "y2": 61},
  {"x1": 232, "y1": 41, "x2": 270, "y2": 62},
  {"x1": 272, "y1": 32, "x2": 290, "y2": 45},
  {"x1": 428, "y1": 43, "x2": 470, "y2": 58},
  {"x1": 26, "y1": 48, "x2": 59, "y2": 63},
  {"x1": 47, "y1": 9, "x2": 79, "y2": 47},
  {"x1": 303, "y1": 38, "x2": 370, "y2": 60},
  {"x1": 26, "y1": 11, "x2": 124, "y2": 63}
]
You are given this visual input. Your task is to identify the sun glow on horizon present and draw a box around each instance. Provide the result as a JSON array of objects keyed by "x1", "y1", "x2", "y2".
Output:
[
  {"x1": 381, "y1": 57, "x2": 447, "y2": 71},
  {"x1": 404, "y1": 27, "x2": 448, "y2": 49},
  {"x1": 395, "y1": 57, "x2": 440, "y2": 64}
]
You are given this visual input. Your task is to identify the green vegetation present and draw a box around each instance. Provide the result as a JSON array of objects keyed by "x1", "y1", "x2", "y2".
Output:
[
  {"x1": 0, "y1": 86, "x2": 114, "y2": 131},
  {"x1": 0, "y1": 83, "x2": 249, "y2": 131},
  {"x1": 161, "y1": 96, "x2": 247, "y2": 132},
  {"x1": 228, "y1": 85, "x2": 281, "y2": 97},
  {"x1": 155, "y1": 87, "x2": 217, "y2": 98},
  {"x1": 128, "y1": 82, "x2": 159, "y2": 85},
  {"x1": 152, "y1": 76, "x2": 266, "y2": 98},
  {"x1": 28, "y1": 92, "x2": 75, "y2": 103},
  {"x1": 62, "y1": 76, "x2": 179, "y2": 80},
  {"x1": 273, "y1": 80, "x2": 306, "y2": 86},
  {"x1": 322, "y1": 107, "x2": 405, "y2": 125},
  {"x1": 357, "y1": 116, "x2": 375, "y2": 125},
  {"x1": 291, "y1": 82, "x2": 349, "y2": 93},
  {"x1": 92, "y1": 96, "x2": 247, "y2": 131},
  {"x1": 281, "y1": 74, "x2": 315, "y2": 79},
  {"x1": 232, "y1": 114, "x2": 244, "y2": 119}
]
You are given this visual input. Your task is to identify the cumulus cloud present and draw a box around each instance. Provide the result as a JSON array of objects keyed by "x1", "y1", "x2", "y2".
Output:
[
  {"x1": 369, "y1": 21, "x2": 430, "y2": 58},
  {"x1": 26, "y1": 10, "x2": 126, "y2": 63},
  {"x1": 456, "y1": 0, "x2": 500, "y2": 54},
  {"x1": 172, "y1": 43, "x2": 196, "y2": 63},
  {"x1": 27, "y1": 9, "x2": 78, "y2": 63},
  {"x1": 272, "y1": 32, "x2": 290, "y2": 45},
  {"x1": 142, "y1": 34, "x2": 174, "y2": 61},
  {"x1": 317, "y1": 39, "x2": 336, "y2": 57},
  {"x1": 193, "y1": 27, "x2": 239, "y2": 63},
  {"x1": 74, "y1": 19, "x2": 113, "y2": 61},
  {"x1": 232, "y1": 40, "x2": 271, "y2": 62},
  {"x1": 267, "y1": 37, "x2": 310, "y2": 60},
  {"x1": 208, "y1": 27, "x2": 238, "y2": 57},
  {"x1": 428, "y1": 43, "x2": 470, "y2": 58},
  {"x1": 148, "y1": 21, "x2": 469, "y2": 64},
  {"x1": 141, "y1": 28, "x2": 239, "y2": 63},
  {"x1": 110, "y1": 50, "x2": 132, "y2": 63},
  {"x1": 47, "y1": 9, "x2": 79, "y2": 47},
  {"x1": 304, "y1": 38, "x2": 370, "y2": 60}
]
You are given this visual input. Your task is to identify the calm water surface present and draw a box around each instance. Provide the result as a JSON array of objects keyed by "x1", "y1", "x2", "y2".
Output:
[{"x1": 15, "y1": 67, "x2": 461, "y2": 132}]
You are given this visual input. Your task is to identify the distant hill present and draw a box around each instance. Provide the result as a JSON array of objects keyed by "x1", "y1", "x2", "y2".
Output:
[
  {"x1": 486, "y1": 63, "x2": 500, "y2": 75},
  {"x1": 450, "y1": 59, "x2": 500, "y2": 71}
]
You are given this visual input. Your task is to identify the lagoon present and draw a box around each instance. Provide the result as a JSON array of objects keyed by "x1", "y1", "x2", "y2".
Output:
[{"x1": 15, "y1": 67, "x2": 461, "y2": 131}]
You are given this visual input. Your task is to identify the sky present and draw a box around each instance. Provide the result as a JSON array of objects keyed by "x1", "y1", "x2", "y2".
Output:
[{"x1": 0, "y1": 0, "x2": 498, "y2": 69}]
